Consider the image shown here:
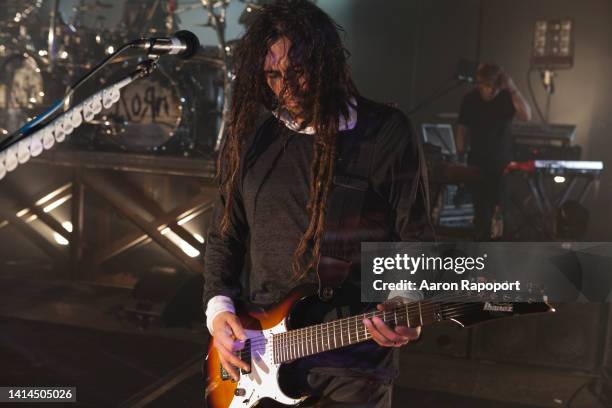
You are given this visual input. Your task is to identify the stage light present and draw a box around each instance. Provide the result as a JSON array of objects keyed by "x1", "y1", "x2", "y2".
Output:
[
  {"x1": 53, "y1": 222, "x2": 72, "y2": 246},
  {"x1": 531, "y1": 18, "x2": 574, "y2": 69},
  {"x1": 43, "y1": 194, "x2": 71, "y2": 213},
  {"x1": 35, "y1": 184, "x2": 71, "y2": 206},
  {"x1": 176, "y1": 212, "x2": 199, "y2": 226},
  {"x1": 160, "y1": 227, "x2": 201, "y2": 258}
]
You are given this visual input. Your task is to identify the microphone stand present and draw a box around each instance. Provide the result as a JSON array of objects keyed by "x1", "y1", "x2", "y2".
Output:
[
  {"x1": 407, "y1": 78, "x2": 467, "y2": 116},
  {"x1": 0, "y1": 57, "x2": 161, "y2": 180}
]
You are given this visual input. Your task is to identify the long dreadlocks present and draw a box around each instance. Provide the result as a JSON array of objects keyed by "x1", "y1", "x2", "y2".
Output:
[{"x1": 217, "y1": 0, "x2": 359, "y2": 279}]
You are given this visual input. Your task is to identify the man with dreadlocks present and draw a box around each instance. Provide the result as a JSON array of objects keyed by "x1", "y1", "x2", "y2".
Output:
[{"x1": 203, "y1": 1, "x2": 430, "y2": 406}]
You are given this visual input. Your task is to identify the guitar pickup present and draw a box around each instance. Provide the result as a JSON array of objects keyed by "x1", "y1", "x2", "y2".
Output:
[
  {"x1": 240, "y1": 339, "x2": 251, "y2": 375},
  {"x1": 220, "y1": 339, "x2": 251, "y2": 380}
]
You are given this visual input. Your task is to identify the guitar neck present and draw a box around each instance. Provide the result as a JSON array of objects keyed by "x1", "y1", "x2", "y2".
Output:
[{"x1": 272, "y1": 301, "x2": 477, "y2": 364}]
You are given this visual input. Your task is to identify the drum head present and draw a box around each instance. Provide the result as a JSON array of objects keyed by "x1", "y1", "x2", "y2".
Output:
[
  {"x1": 97, "y1": 62, "x2": 183, "y2": 151},
  {"x1": 5, "y1": 54, "x2": 44, "y2": 110},
  {"x1": 0, "y1": 53, "x2": 45, "y2": 133}
]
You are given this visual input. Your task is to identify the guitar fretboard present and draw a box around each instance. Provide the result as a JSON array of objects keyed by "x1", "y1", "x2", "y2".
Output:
[{"x1": 272, "y1": 301, "x2": 447, "y2": 364}]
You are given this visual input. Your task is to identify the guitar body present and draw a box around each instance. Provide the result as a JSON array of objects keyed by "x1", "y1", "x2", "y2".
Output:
[
  {"x1": 206, "y1": 284, "x2": 338, "y2": 408},
  {"x1": 205, "y1": 283, "x2": 554, "y2": 408}
]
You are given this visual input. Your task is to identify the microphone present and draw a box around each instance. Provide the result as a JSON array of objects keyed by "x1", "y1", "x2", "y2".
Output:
[
  {"x1": 455, "y1": 58, "x2": 479, "y2": 83},
  {"x1": 133, "y1": 30, "x2": 200, "y2": 59}
]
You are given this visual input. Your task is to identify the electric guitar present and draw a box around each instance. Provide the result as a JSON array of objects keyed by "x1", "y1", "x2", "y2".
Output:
[{"x1": 205, "y1": 284, "x2": 554, "y2": 408}]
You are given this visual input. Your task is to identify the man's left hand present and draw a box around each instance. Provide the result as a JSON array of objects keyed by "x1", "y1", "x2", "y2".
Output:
[
  {"x1": 500, "y1": 72, "x2": 517, "y2": 93},
  {"x1": 363, "y1": 303, "x2": 421, "y2": 347}
]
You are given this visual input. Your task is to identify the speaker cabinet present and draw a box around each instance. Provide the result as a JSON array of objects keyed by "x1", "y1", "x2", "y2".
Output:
[{"x1": 471, "y1": 303, "x2": 607, "y2": 371}]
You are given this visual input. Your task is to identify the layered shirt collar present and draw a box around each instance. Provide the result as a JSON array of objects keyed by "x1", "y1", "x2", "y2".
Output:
[{"x1": 273, "y1": 98, "x2": 358, "y2": 135}]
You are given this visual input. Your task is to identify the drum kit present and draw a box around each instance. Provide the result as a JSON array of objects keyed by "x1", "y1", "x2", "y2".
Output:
[{"x1": 0, "y1": 0, "x2": 257, "y2": 156}]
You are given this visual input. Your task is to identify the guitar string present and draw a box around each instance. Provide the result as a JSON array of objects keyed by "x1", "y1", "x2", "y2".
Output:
[
  {"x1": 231, "y1": 298, "x2": 489, "y2": 360},
  {"x1": 235, "y1": 303, "x2": 487, "y2": 364},
  {"x1": 241, "y1": 291, "x2": 482, "y2": 349},
  {"x1": 234, "y1": 292, "x2": 504, "y2": 353},
  {"x1": 229, "y1": 292, "x2": 541, "y2": 360},
  {"x1": 268, "y1": 303, "x2": 483, "y2": 354},
  {"x1": 267, "y1": 303, "x2": 494, "y2": 362}
]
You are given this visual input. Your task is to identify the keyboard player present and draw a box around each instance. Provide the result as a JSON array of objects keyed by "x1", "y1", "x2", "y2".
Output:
[{"x1": 456, "y1": 63, "x2": 532, "y2": 240}]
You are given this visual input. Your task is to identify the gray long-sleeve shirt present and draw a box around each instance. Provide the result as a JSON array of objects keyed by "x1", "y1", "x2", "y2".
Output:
[
  {"x1": 202, "y1": 97, "x2": 429, "y2": 381},
  {"x1": 203, "y1": 97, "x2": 429, "y2": 308}
]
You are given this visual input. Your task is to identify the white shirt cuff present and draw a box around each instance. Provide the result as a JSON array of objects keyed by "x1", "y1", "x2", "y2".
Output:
[{"x1": 205, "y1": 295, "x2": 235, "y2": 335}]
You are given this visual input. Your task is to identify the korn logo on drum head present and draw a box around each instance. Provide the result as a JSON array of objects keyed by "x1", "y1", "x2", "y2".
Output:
[{"x1": 98, "y1": 64, "x2": 183, "y2": 151}]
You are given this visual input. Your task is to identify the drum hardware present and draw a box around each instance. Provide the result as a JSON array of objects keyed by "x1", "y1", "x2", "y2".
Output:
[
  {"x1": 0, "y1": 0, "x2": 256, "y2": 156},
  {"x1": 200, "y1": 0, "x2": 235, "y2": 151},
  {"x1": 73, "y1": 0, "x2": 113, "y2": 12}
]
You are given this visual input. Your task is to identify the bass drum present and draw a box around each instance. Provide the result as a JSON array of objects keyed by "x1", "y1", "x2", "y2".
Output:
[
  {"x1": 95, "y1": 60, "x2": 185, "y2": 152},
  {"x1": 89, "y1": 55, "x2": 223, "y2": 156},
  {"x1": 0, "y1": 51, "x2": 47, "y2": 134}
]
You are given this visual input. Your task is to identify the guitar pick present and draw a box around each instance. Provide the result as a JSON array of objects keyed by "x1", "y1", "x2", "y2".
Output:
[
  {"x1": 71, "y1": 106, "x2": 83, "y2": 128},
  {"x1": 54, "y1": 120, "x2": 66, "y2": 143},
  {"x1": 62, "y1": 113, "x2": 74, "y2": 135},
  {"x1": 83, "y1": 98, "x2": 95, "y2": 122},
  {"x1": 17, "y1": 139, "x2": 31, "y2": 164},
  {"x1": 91, "y1": 94, "x2": 102, "y2": 115},
  {"x1": 0, "y1": 152, "x2": 6, "y2": 180},
  {"x1": 42, "y1": 127, "x2": 55, "y2": 150},
  {"x1": 30, "y1": 131, "x2": 43, "y2": 157},
  {"x1": 5, "y1": 145, "x2": 19, "y2": 172}
]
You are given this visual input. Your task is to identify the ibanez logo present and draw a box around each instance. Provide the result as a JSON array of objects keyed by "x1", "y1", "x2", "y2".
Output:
[{"x1": 483, "y1": 302, "x2": 514, "y2": 313}]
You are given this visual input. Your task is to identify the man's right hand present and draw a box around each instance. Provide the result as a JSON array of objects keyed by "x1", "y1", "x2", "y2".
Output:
[{"x1": 212, "y1": 312, "x2": 250, "y2": 381}]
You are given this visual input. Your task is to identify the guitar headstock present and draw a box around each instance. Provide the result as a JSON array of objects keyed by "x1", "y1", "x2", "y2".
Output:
[
  {"x1": 445, "y1": 300, "x2": 555, "y2": 328},
  {"x1": 428, "y1": 281, "x2": 556, "y2": 328}
]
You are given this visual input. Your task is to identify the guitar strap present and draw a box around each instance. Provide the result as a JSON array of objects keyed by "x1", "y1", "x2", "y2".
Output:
[{"x1": 316, "y1": 109, "x2": 378, "y2": 301}]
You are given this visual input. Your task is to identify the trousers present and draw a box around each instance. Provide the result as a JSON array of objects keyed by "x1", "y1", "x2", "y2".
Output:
[{"x1": 256, "y1": 371, "x2": 393, "y2": 408}]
